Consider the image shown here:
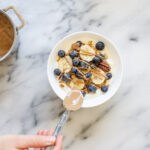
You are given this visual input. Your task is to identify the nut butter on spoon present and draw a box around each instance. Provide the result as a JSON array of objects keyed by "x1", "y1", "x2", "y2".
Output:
[
  {"x1": 46, "y1": 90, "x2": 83, "y2": 150},
  {"x1": 63, "y1": 90, "x2": 83, "y2": 111}
]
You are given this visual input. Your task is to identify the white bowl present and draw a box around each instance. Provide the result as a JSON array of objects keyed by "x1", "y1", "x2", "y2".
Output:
[{"x1": 47, "y1": 31, "x2": 123, "y2": 108}]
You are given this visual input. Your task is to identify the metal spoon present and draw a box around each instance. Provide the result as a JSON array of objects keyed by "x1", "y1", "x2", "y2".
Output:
[{"x1": 46, "y1": 90, "x2": 83, "y2": 150}]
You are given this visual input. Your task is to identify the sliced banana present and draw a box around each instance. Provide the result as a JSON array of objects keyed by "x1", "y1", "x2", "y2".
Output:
[
  {"x1": 81, "y1": 69, "x2": 90, "y2": 74},
  {"x1": 58, "y1": 58, "x2": 71, "y2": 72},
  {"x1": 70, "y1": 78, "x2": 85, "y2": 90},
  {"x1": 80, "y1": 45, "x2": 95, "y2": 62},
  {"x1": 92, "y1": 72, "x2": 105, "y2": 85},
  {"x1": 65, "y1": 56, "x2": 72, "y2": 65}
]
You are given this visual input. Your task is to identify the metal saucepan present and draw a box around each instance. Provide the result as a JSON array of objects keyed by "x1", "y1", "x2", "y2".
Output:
[{"x1": 0, "y1": 6, "x2": 25, "y2": 61}]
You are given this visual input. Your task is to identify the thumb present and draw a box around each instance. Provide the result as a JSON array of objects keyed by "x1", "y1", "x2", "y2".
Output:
[{"x1": 10, "y1": 135, "x2": 56, "y2": 149}]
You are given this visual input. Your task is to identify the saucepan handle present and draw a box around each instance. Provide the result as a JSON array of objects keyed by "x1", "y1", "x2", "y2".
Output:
[{"x1": 3, "y1": 6, "x2": 25, "y2": 30}]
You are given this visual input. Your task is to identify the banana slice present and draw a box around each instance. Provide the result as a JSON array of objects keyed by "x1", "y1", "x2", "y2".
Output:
[
  {"x1": 81, "y1": 69, "x2": 90, "y2": 74},
  {"x1": 58, "y1": 57, "x2": 71, "y2": 72},
  {"x1": 80, "y1": 45, "x2": 95, "y2": 62},
  {"x1": 70, "y1": 78, "x2": 85, "y2": 90},
  {"x1": 92, "y1": 72, "x2": 105, "y2": 85}
]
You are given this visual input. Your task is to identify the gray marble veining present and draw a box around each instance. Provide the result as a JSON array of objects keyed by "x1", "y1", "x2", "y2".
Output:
[{"x1": 0, "y1": 0, "x2": 150, "y2": 149}]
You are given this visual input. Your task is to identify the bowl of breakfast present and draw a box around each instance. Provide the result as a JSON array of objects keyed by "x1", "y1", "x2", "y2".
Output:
[{"x1": 47, "y1": 31, "x2": 123, "y2": 108}]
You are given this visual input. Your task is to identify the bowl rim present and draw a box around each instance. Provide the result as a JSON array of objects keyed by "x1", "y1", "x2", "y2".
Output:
[{"x1": 47, "y1": 31, "x2": 123, "y2": 108}]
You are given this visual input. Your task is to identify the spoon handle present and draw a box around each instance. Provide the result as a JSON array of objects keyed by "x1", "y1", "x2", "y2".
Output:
[{"x1": 46, "y1": 110, "x2": 70, "y2": 150}]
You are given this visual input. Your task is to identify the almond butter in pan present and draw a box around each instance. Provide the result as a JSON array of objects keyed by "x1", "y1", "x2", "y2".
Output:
[
  {"x1": 0, "y1": 13, "x2": 14, "y2": 58},
  {"x1": 0, "y1": 6, "x2": 24, "y2": 61}
]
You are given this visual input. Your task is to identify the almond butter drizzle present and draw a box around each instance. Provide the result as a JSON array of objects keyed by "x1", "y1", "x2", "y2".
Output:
[
  {"x1": 79, "y1": 49, "x2": 95, "y2": 55},
  {"x1": 76, "y1": 69, "x2": 87, "y2": 80},
  {"x1": 91, "y1": 71, "x2": 105, "y2": 80},
  {"x1": 91, "y1": 69, "x2": 106, "y2": 79},
  {"x1": 64, "y1": 57, "x2": 72, "y2": 67},
  {"x1": 78, "y1": 58, "x2": 89, "y2": 65},
  {"x1": 80, "y1": 52, "x2": 95, "y2": 56},
  {"x1": 0, "y1": 13, "x2": 14, "y2": 58},
  {"x1": 79, "y1": 49, "x2": 105, "y2": 61}
]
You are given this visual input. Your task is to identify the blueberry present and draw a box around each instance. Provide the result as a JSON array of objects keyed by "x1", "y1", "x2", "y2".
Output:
[
  {"x1": 76, "y1": 41, "x2": 82, "y2": 47},
  {"x1": 62, "y1": 75, "x2": 69, "y2": 82},
  {"x1": 85, "y1": 72, "x2": 92, "y2": 78},
  {"x1": 106, "y1": 73, "x2": 112, "y2": 80},
  {"x1": 87, "y1": 84, "x2": 96, "y2": 93},
  {"x1": 54, "y1": 68, "x2": 61, "y2": 76},
  {"x1": 75, "y1": 70, "x2": 83, "y2": 79},
  {"x1": 58, "y1": 50, "x2": 65, "y2": 57},
  {"x1": 62, "y1": 73, "x2": 71, "y2": 82},
  {"x1": 80, "y1": 61, "x2": 89, "y2": 69},
  {"x1": 71, "y1": 67, "x2": 77, "y2": 73},
  {"x1": 81, "y1": 91, "x2": 86, "y2": 97},
  {"x1": 92, "y1": 56, "x2": 102, "y2": 66},
  {"x1": 72, "y1": 58, "x2": 80, "y2": 66},
  {"x1": 96, "y1": 41, "x2": 105, "y2": 50},
  {"x1": 101, "y1": 85, "x2": 108, "y2": 92},
  {"x1": 69, "y1": 50, "x2": 79, "y2": 59}
]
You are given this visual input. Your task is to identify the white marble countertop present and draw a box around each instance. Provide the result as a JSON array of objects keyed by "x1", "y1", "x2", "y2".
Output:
[{"x1": 0, "y1": 0, "x2": 150, "y2": 149}]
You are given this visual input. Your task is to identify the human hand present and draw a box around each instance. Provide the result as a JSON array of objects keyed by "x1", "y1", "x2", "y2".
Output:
[
  {"x1": 0, "y1": 129, "x2": 63, "y2": 150},
  {"x1": 34, "y1": 129, "x2": 63, "y2": 150}
]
